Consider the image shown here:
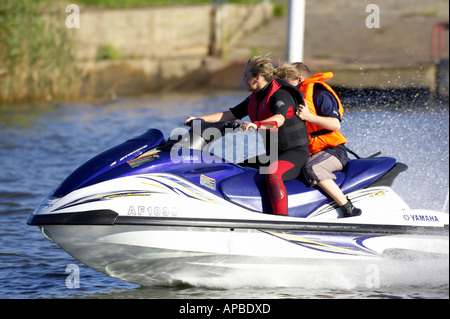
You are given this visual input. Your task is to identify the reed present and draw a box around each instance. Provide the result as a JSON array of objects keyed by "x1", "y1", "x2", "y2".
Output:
[{"x1": 0, "y1": 0, "x2": 79, "y2": 104}]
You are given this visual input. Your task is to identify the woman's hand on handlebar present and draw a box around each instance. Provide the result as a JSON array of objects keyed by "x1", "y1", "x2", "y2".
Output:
[
  {"x1": 240, "y1": 121, "x2": 257, "y2": 132},
  {"x1": 184, "y1": 116, "x2": 198, "y2": 126}
]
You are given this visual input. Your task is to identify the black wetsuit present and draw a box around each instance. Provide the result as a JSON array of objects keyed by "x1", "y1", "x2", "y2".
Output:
[{"x1": 230, "y1": 81, "x2": 310, "y2": 215}]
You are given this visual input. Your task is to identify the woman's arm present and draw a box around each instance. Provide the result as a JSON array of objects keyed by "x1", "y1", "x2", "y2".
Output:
[
  {"x1": 241, "y1": 114, "x2": 285, "y2": 132},
  {"x1": 184, "y1": 110, "x2": 237, "y2": 126}
]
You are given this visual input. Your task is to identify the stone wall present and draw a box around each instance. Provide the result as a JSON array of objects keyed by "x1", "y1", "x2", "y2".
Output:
[
  {"x1": 73, "y1": 3, "x2": 273, "y2": 98},
  {"x1": 75, "y1": 6, "x2": 211, "y2": 61}
]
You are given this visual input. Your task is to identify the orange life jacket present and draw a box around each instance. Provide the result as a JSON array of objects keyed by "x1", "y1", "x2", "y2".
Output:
[{"x1": 299, "y1": 72, "x2": 347, "y2": 154}]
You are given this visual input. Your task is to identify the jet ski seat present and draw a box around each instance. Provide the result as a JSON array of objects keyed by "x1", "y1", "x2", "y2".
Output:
[{"x1": 219, "y1": 157, "x2": 398, "y2": 217}]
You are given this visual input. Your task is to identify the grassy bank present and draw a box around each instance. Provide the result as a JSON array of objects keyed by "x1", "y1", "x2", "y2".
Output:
[
  {"x1": 76, "y1": 0, "x2": 286, "y2": 17},
  {"x1": 76, "y1": 0, "x2": 265, "y2": 9},
  {"x1": 0, "y1": 0, "x2": 79, "y2": 104}
]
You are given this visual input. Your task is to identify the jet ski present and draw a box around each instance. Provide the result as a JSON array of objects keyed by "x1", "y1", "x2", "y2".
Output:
[{"x1": 28, "y1": 120, "x2": 449, "y2": 285}]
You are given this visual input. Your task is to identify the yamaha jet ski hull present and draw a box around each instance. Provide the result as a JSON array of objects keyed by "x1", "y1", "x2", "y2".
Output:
[{"x1": 28, "y1": 125, "x2": 449, "y2": 285}]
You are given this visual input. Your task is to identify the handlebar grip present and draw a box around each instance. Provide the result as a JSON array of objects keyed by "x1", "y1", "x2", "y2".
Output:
[
  {"x1": 186, "y1": 118, "x2": 204, "y2": 127},
  {"x1": 230, "y1": 121, "x2": 255, "y2": 132}
]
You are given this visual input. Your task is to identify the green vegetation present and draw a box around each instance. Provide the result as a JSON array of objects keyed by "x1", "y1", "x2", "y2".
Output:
[
  {"x1": 0, "y1": 0, "x2": 78, "y2": 103},
  {"x1": 402, "y1": 10, "x2": 439, "y2": 18},
  {"x1": 272, "y1": 2, "x2": 287, "y2": 17},
  {"x1": 76, "y1": 0, "x2": 264, "y2": 9},
  {"x1": 412, "y1": 10, "x2": 438, "y2": 17},
  {"x1": 249, "y1": 46, "x2": 262, "y2": 59},
  {"x1": 96, "y1": 44, "x2": 122, "y2": 60}
]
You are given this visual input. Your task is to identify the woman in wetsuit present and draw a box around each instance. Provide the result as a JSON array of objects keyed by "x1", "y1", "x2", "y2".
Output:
[{"x1": 185, "y1": 55, "x2": 310, "y2": 216}]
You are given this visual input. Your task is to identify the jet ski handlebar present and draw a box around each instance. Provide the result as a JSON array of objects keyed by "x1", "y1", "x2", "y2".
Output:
[
  {"x1": 186, "y1": 119, "x2": 255, "y2": 132},
  {"x1": 162, "y1": 119, "x2": 255, "y2": 152}
]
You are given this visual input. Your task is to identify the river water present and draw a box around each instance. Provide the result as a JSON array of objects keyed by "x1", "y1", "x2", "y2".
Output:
[{"x1": 0, "y1": 90, "x2": 448, "y2": 299}]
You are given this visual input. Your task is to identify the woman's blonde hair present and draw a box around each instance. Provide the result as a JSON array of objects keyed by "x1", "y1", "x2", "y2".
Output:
[{"x1": 246, "y1": 55, "x2": 274, "y2": 82}]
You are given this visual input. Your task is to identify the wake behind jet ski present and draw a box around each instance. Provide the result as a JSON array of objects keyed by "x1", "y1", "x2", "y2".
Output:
[{"x1": 28, "y1": 121, "x2": 449, "y2": 285}]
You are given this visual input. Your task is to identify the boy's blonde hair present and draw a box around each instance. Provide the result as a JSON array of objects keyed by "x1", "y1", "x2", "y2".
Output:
[
  {"x1": 275, "y1": 63, "x2": 301, "y2": 81},
  {"x1": 275, "y1": 62, "x2": 311, "y2": 81},
  {"x1": 291, "y1": 62, "x2": 311, "y2": 79}
]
